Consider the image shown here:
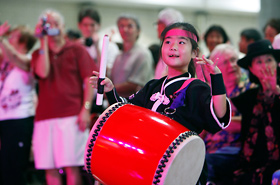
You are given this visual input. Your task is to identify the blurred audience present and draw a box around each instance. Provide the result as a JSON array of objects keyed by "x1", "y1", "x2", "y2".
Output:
[
  {"x1": 199, "y1": 24, "x2": 230, "y2": 84},
  {"x1": 203, "y1": 43, "x2": 251, "y2": 185},
  {"x1": 232, "y1": 40, "x2": 280, "y2": 185},
  {"x1": 148, "y1": 43, "x2": 160, "y2": 69},
  {"x1": 263, "y1": 18, "x2": 280, "y2": 43},
  {"x1": 0, "y1": 21, "x2": 37, "y2": 185},
  {"x1": 77, "y1": 7, "x2": 119, "y2": 76},
  {"x1": 204, "y1": 25, "x2": 229, "y2": 57},
  {"x1": 273, "y1": 33, "x2": 280, "y2": 49},
  {"x1": 77, "y1": 7, "x2": 120, "y2": 121},
  {"x1": 272, "y1": 169, "x2": 280, "y2": 185},
  {"x1": 31, "y1": 9, "x2": 97, "y2": 185},
  {"x1": 239, "y1": 28, "x2": 262, "y2": 54},
  {"x1": 154, "y1": 8, "x2": 184, "y2": 79},
  {"x1": 66, "y1": 29, "x2": 81, "y2": 42},
  {"x1": 109, "y1": 13, "x2": 153, "y2": 98}
]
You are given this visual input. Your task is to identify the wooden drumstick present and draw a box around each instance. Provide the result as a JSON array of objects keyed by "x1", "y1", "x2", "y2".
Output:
[{"x1": 96, "y1": 35, "x2": 109, "y2": 106}]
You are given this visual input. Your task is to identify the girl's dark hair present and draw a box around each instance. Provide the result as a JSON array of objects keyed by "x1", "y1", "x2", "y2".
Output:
[
  {"x1": 204, "y1": 25, "x2": 229, "y2": 45},
  {"x1": 160, "y1": 22, "x2": 199, "y2": 77}
]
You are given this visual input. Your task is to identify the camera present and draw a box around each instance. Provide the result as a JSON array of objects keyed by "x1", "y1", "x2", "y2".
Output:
[
  {"x1": 35, "y1": 16, "x2": 60, "y2": 37},
  {"x1": 85, "y1": 37, "x2": 94, "y2": 47}
]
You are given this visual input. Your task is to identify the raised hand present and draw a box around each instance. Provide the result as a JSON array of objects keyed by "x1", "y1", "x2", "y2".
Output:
[
  {"x1": 261, "y1": 65, "x2": 280, "y2": 95},
  {"x1": 194, "y1": 55, "x2": 221, "y2": 74}
]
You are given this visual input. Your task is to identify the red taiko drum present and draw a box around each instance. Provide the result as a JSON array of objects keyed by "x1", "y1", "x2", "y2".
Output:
[{"x1": 84, "y1": 103, "x2": 205, "y2": 185}]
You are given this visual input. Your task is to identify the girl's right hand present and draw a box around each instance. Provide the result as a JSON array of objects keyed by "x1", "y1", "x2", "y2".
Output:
[
  {"x1": 194, "y1": 55, "x2": 221, "y2": 74},
  {"x1": 90, "y1": 71, "x2": 114, "y2": 93}
]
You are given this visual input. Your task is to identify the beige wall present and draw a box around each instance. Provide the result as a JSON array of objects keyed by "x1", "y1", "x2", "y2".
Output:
[{"x1": 0, "y1": 0, "x2": 260, "y2": 55}]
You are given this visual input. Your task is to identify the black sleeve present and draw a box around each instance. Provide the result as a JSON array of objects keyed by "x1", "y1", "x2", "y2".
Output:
[
  {"x1": 231, "y1": 88, "x2": 258, "y2": 115},
  {"x1": 105, "y1": 88, "x2": 127, "y2": 105},
  {"x1": 171, "y1": 80, "x2": 231, "y2": 134},
  {"x1": 210, "y1": 73, "x2": 226, "y2": 95}
]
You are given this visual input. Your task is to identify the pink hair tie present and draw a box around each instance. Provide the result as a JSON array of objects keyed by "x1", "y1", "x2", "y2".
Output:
[{"x1": 165, "y1": 29, "x2": 198, "y2": 42}]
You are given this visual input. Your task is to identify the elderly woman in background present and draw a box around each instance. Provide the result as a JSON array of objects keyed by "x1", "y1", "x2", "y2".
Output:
[{"x1": 202, "y1": 43, "x2": 252, "y2": 185}]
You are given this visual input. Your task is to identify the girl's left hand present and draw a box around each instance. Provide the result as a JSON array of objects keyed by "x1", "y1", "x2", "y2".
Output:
[{"x1": 194, "y1": 55, "x2": 221, "y2": 74}]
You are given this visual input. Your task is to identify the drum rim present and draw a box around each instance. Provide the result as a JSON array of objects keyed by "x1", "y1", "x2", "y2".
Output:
[
  {"x1": 84, "y1": 102, "x2": 126, "y2": 174},
  {"x1": 152, "y1": 131, "x2": 203, "y2": 185}
]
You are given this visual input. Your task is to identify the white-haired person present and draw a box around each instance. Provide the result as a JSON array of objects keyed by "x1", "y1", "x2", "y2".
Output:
[
  {"x1": 202, "y1": 43, "x2": 252, "y2": 185},
  {"x1": 31, "y1": 9, "x2": 97, "y2": 185}
]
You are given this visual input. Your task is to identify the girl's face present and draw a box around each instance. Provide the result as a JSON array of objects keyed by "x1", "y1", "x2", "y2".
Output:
[
  {"x1": 249, "y1": 54, "x2": 278, "y2": 80},
  {"x1": 161, "y1": 29, "x2": 196, "y2": 71}
]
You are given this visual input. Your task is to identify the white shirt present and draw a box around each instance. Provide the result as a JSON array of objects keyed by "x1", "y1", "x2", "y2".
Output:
[{"x1": 0, "y1": 62, "x2": 36, "y2": 120}]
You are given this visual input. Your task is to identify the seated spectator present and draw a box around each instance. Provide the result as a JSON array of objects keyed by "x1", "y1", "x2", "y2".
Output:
[
  {"x1": 232, "y1": 40, "x2": 280, "y2": 185},
  {"x1": 109, "y1": 13, "x2": 154, "y2": 98},
  {"x1": 263, "y1": 18, "x2": 280, "y2": 43},
  {"x1": 239, "y1": 28, "x2": 262, "y2": 54},
  {"x1": 204, "y1": 25, "x2": 229, "y2": 57},
  {"x1": 203, "y1": 43, "x2": 252, "y2": 185}
]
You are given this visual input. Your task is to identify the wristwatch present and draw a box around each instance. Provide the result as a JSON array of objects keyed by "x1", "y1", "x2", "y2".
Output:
[{"x1": 84, "y1": 101, "x2": 91, "y2": 110}]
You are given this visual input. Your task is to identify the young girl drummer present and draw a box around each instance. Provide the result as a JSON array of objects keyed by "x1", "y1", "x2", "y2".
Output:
[{"x1": 90, "y1": 22, "x2": 232, "y2": 184}]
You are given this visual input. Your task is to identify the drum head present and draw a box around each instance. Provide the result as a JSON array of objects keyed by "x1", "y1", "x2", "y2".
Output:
[{"x1": 154, "y1": 132, "x2": 205, "y2": 185}]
